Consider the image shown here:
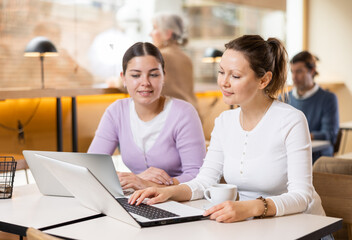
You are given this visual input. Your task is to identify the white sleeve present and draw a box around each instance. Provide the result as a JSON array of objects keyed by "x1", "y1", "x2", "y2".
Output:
[
  {"x1": 182, "y1": 116, "x2": 224, "y2": 200},
  {"x1": 268, "y1": 110, "x2": 314, "y2": 216}
]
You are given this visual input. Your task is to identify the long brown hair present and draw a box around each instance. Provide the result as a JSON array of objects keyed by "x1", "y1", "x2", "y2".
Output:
[{"x1": 225, "y1": 35, "x2": 288, "y2": 100}]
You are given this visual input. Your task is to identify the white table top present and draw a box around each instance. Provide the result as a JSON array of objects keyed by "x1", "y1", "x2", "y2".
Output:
[
  {"x1": 0, "y1": 184, "x2": 342, "y2": 240},
  {"x1": 45, "y1": 199, "x2": 342, "y2": 240},
  {"x1": 0, "y1": 184, "x2": 99, "y2": 233}
]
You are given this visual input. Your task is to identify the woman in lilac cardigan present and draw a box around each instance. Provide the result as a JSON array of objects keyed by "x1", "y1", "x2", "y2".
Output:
[{"x1": 88, "y1": 42, "x2": 206, "y2": 190}]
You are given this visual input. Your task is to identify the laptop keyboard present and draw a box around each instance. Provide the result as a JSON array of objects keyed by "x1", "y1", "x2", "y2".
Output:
[{"x1": 116, "y1": 198, "x2": 179, "y2": 220}]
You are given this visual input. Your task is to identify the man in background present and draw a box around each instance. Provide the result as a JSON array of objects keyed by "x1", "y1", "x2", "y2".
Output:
[{"x1": 286, "y1": 51, "x2": 339, "y2": 163}]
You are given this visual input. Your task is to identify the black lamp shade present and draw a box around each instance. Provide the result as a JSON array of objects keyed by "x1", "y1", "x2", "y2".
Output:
[
  {"x1": 202, "y1": 48, "x2": 223, "y2": 63},
  {"x1": 24, "y1": 36, "x2": 58, "y2": 57},
  {"x1": 24, "y1": 36, "x2": 58, "y2": 89}
]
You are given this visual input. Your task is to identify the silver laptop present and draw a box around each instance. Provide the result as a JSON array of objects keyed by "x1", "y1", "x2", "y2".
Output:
[
  {"x1": 23, "y1": 150, "x2": 123, "y2": 198},
  {"x1": 37, "y1": 154, "x2": 205, "y2": 228}
]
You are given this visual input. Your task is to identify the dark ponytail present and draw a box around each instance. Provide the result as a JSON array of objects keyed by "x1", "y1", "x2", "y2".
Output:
[
  {"x1": 265, "y1": 38, "x2": 288, "y2": 99},
  {"x1": 224, "y1": 35, "x2": 288, "y2": 100}
]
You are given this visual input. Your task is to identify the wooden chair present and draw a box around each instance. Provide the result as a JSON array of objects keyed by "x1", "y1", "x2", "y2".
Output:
[
  {"x1": 0, "y1": 231, "x2": 20, "y2": 240},
  {"x1": 26, "y1": 227, "x2": 62, "y2": 240},
  {"x1": 313, "y1": 156, "x2": 352, "y2": 240},
  {"x1": 16, "y1": 158, "x2": 29, "y2": 184}
]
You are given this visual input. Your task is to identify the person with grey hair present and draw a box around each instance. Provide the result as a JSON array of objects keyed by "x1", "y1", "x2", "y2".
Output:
[{"x1": 150, "y1": 12, "x2": 198, "y2": 110}]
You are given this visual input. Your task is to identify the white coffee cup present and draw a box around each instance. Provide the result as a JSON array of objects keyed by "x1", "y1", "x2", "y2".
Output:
[{"x1": 204, "y1": 184, "x2": 237, "y2": 205}]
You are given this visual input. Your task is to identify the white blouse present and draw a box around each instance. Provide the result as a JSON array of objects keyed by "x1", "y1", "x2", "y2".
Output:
[
  {"x1": 184, "y1": 100, "x2": 325, "y2": 216},
  {"x1": 129, "y1": 97, "x2": 172, "y2": 153}
]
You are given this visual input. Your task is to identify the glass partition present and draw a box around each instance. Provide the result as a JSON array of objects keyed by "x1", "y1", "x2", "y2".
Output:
[{"x1": 0, "y1": 0, "x2": 285, "y2": 88}]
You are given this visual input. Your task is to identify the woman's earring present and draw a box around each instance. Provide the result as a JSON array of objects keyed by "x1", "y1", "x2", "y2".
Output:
[{"x1": 123, "y1": 82, "x2": 126, "y2": 88}]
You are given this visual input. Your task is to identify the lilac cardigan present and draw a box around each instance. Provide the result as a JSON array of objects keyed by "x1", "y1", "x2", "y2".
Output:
[{"x1": 88, "y1": 98, "x2": 206, "y2": 183}]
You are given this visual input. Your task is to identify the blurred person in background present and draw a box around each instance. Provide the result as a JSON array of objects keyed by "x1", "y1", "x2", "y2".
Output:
[
  {"x1": 150, "y1": 12, "x2": 198, "y2": 111},
  {"x1": 286, "y1": 51, "x2": 339, "y2": 163}
]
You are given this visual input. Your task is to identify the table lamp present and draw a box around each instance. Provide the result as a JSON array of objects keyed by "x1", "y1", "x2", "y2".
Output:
[
  {"x1": 202, "y1": 48, "x2": 223, "y2": 80},
  {"x1": 24, "y1": 36, "x2": 58, "y2": 89}
]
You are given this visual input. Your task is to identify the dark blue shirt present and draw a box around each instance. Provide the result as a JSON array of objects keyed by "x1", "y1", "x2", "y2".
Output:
[{"x1": 286, "y1": 87, "x2": 339, "y2": 161}]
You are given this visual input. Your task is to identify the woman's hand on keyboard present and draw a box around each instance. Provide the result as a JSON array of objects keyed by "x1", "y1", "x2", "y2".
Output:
[
  {"x1": 128, "y1": 187, "x2": 172, "y2": 206},
  {"x1": 137, "y1": 167, "x2": 173, "y2": 186}
]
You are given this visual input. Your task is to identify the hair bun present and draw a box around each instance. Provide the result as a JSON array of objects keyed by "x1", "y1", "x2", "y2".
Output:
[{"x1": 153, "y1": 12, "x2": 188, "y2": 46}]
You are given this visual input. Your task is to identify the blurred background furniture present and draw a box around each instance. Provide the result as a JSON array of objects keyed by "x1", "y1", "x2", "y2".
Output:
[
  {"x1": 313, "y1": 156, "x2": 352, "y2": 240},
  {"x1": 202, "y1": 48, "x2": 223, "y2": 80},
  {"x1": 340, "y1": 121, "x2": 352, "y2": 154},
  {"x1": 0, "y1": 88, "x2": 122, "y2": 153},
  {"x1": 334, "y1": 128, "x2": 343, "y2": 155},
  {"x1": 16, "y1": 158, "x2": 29, "y2": 184},
  {"x1": 312, "y1": 140, "x2": 331, "y2": 153},
  {"x1": 24, "y1": 36, "x2": 58, "y2": 89}
]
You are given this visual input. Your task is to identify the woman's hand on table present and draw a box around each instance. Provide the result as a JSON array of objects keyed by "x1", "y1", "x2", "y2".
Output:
[
  {"x1": 137, "y1": 167, "x2": 174, "y2": 185},
  {"x1": 203, "y1": 199, "x2": 275, "y2": 223},
  {"x1": 118, "y1": 172, "x2": 154, "y2": 190}
]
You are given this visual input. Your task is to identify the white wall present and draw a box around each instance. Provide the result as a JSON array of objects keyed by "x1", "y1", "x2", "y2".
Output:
[
  {"x1": 308, "y1": 0, "x2": 352, "y2": 124},
  {"x1": 308, "y1": 0, "x2": 352, "y2": 87},
  {"x1": 261, "y1": 10, "x2": 286, "y2": 41},
  {"x1": 286, "y1": 0, "x2": 304, "y2": 59}
]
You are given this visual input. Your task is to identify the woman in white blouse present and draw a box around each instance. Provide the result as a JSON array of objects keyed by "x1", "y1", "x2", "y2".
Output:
[{"x1": 129, "y1": 35, "x2": 325, "y2": 223}]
